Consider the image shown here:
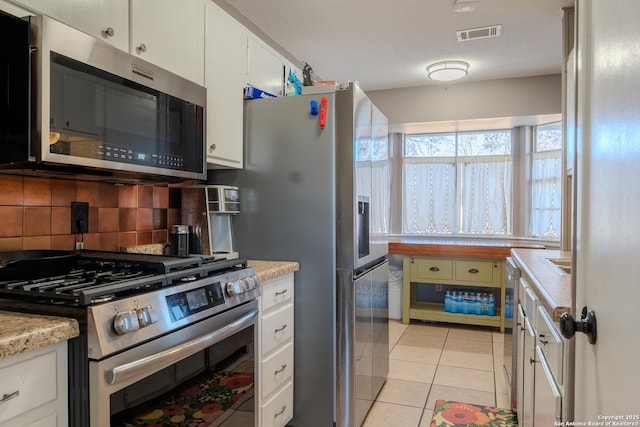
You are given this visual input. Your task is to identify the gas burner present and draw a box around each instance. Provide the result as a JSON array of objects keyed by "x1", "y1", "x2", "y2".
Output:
[
  {"x1": 177, "y1": 275, "x2": 199, "y2": 282},
  {"x1": 92, "y1": 294, "x2": 116, "y2": 303},
  {"x1": 94, "y1": 270, "x2": 147, "y2": 281}
]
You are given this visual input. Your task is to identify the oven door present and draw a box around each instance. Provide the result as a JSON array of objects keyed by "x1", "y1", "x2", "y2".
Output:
[{"x1": 89, "y1": 300, "x2": 258, "y2": 427}]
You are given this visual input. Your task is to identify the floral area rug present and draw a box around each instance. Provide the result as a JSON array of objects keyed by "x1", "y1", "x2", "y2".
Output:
[
  {"x1": 430, "y1": 400, "x2": 518, "y2": 427},
  {"x1": 111, "y1": 370, "x2": 254, "y2": 427}
]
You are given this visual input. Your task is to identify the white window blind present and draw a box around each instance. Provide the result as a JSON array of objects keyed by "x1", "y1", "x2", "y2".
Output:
[
  {"x1": 403, "y1": 131, "x2": 512, "y2": 235},
  {"x1": 529, "y1": 123, "x2": 562, "y2": 239}
]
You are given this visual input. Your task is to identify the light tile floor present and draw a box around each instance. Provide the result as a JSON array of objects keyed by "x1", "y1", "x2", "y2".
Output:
[{"x1": 363, "y1": 320, "x2": 510, "y2": 427}]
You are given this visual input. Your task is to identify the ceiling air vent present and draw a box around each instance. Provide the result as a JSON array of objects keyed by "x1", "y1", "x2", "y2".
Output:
[{"x1": 456, "y1": 25, "x2": 502, "y2": 42}]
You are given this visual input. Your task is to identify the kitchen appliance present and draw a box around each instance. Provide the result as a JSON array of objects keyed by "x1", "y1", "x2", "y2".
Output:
[
  {"x1": 181, "y1": 185, "x2": 240, "y2": 260},
  {"x1": 504, "y1": 257, "x2": 521, "y2": 409},
  {"x1": 0, "y1": 251, "x2": 260, "y2": 426},
  {"x1": 213, "y1": 82, "x2": 390, "y2": 427},
  {"x1": 170, "y1": 224, "x2": 189, "y2": 256},
  {"x1": 0, "y1": 14, "x2": 206, "y2": 182},
  {"x1": 0, "y1": 11, "x2": 30, "y2": 155}
]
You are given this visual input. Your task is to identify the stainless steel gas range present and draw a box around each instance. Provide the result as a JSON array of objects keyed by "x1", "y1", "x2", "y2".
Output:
[{"x1": 0, "y1": 251, "x2": 260, "y2": 426}]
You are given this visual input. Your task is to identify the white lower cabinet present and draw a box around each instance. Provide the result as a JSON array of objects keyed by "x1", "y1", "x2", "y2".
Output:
[
  {"x1": 261, "y1": 382, "x2": 293, "y2": 427},
  {"x1": 515, "y1": 265, "x2": 569, "y2": 427},
  {"x1": 258, "y1": 273, "x2": 294, "y2": 427},
  {"x1": 0, "y1": 342, "x2": 68, "y2": 427}
]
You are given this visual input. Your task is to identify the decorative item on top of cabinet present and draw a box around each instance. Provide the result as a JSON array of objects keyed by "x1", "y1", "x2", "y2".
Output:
[
  {"x1": 401, "y1": 256, "x2": 506, "y2": 332},
  {"x1": 204, "y1": 1, "x2": 244, "y2": 169},
  {"x1": 0, "y1": 341, "x2": 68, "y2": 427},
  {"x1": 8, "y1": 0, "x2": 128, "y2": 51},
  {"x1": 258, "y1": 273, "x2": 294, "y2": 427},
  {"x1": 129, "y1": 0, "x2": 204, "y2": 85}
]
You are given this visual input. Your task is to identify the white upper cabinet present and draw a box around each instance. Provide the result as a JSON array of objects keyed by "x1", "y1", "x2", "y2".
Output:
[
  {"x1": 204, "y1": 1, "x2": 244, "y2": 168},
  {"x1": 246, "y1": 35, "x2": 286, "y2": 97},
  {"x1": 130, "y1": 0, "x2": 205, "y2": 85},
  {"x1": 9, "y1": 0, "x2": 129, "y2": 51}
]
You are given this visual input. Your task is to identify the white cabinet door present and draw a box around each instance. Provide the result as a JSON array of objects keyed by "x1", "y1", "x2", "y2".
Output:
[
  {"x1": 246, "y1": 36, "x2": 285, "y2": 97},
  {"x1": 130, "y1": 0, "x2": 204, "y2": 85},
  {"x1": 9, "y1": 0, "x2": 128, "y2": 50},
  {"x1": 204, "y1": 2, "x2": 244, "y2": 168}
]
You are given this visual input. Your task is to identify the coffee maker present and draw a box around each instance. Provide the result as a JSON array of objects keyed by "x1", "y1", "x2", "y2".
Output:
[{"x1": 181, "y1": 185, "x2": 240, "y2": 260}]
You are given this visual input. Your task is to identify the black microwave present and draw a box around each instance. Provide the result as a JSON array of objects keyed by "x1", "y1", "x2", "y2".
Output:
[{"x1": 0, "y1": 13, "x2": 206, "y2": 182}]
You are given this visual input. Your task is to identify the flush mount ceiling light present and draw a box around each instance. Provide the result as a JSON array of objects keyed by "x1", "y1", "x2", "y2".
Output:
[
  {"x1": 426, "y1": 61, "x2": 469, "y2": 81},
  {"x1": 454, "y1": 0, "x2": 479, "y2": 12}
]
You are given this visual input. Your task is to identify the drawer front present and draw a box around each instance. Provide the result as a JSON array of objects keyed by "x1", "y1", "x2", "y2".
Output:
[
  {"x1": 534, "y1": 346, "x2": 562, "y2": 424},
  {"x1": 261, "y1": 381, "x2": 293, "y2": 427},
  {"x1": 523, "y1": 281, "x2": 538, "y2": 324},
  {"x1": 26, "y1": 413, "x2": 57, "y2": 427},
  {"x1": 0, "y1": 349, "x2": 57, "y2": 423},
  {"x1": 261, "y1": 273, "x2": 294, "y2": 312},
  {"x1": 537, "y1": 306, "x2": 564, "y2": 385},
  {"x1": 261, "y1": 304, "x2": 294, "y2": 355},
  {"x1": 454, "y1": 260, "x2": 495, "y2": 283},
  {"x1": 260, "y1": 342, "x2": 294, "y2": 399},
  {"x1": 415, "y1": 258, "x2": 453, "y2": 281}
]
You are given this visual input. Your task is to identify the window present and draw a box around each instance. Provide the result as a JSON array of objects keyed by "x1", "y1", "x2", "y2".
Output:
[
  {"x1": 356, "y1": 126, "x2": 391, "y2": 234},
  {"x1": 403, "y1": 130, "x2": 512, "y2": 235},
  {"x1": 529, "y1": 122, "x2": 562, "y2": 238}
]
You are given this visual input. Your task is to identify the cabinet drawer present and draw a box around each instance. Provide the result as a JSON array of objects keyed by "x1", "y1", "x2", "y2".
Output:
[
  {"x1": 523, "y1": 281, "x2": 538, "y2": 325},
  {"x1": 260, "y1": 342, "x2": 293, "y2": 399},
  {"x1": 454, "y1": 260, "x2": 495, "y2": 283},
  {"x1": 261, "y1": 381, "x2": 293, "y2": 427},
  {"x1": 0, "y1": 348, "x2": 57, "y2": 423},
  {"x1": 534, "y1": 345, "x2": 562, "y2": 425},
  {"x1": 537, "y1": 306, "x2": 564, "y2": 385},
  {"x1": 261, "y1": 273, "x2": 294, "y2": 312},
  {"x1": 261, "y1": 304, "x2": 294, "y2": 355},
  {"x1": 415, "y1": 259, "x2": 453, "y2": 281}
]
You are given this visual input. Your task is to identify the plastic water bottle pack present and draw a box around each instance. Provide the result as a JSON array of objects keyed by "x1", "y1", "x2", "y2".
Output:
[{"x1": 444, "y1": 291, "x2": 496, "y2": 316}]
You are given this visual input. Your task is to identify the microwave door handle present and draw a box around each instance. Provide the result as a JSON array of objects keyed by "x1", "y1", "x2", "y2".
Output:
[{"x1": 104, "y1": 308, "x2": 258, "y2": 386}]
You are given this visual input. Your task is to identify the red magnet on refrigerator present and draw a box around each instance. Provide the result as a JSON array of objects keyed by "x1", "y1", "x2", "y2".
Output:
[{"x1": 319, "y1": 96, "x2": 328, "y2": 128}]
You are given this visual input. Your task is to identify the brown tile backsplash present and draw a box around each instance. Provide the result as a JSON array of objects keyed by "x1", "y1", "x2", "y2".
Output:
[
  {"x1": 98, "y1": 208, "x2": 120, "y2": 233},
  {"x1": 118, "y1": 185, "x2": 138, "y2": 208},
  {"x1": 24, "y1": 207, "x2": 52, "y2": 236},
  {"x1": 138, "y1": 185, "x2": 154, "y2": 208},
  {"x1": 51, "y1": 207, "x2": 71, "y2": 235},
  {"x1": 0, "y1": 175, "x2": 176, "y2": 251},
  {"x1": 23, "y1": 177, "x2": 52, "y2": 206},
  {"x1": 0, "y1": 176, "x2": 24, "y2": 206},
  {"x1": 0, "y1": 206, "x2": 24, "y2": 238},
  {"x1": 51, "y1": 180, "x2": 76, "y2": 207}
]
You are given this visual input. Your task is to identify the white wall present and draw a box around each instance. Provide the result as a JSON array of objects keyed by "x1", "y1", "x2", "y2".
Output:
[{"x1": 368, "y1": 74, "x2": 562, "y2": 131}]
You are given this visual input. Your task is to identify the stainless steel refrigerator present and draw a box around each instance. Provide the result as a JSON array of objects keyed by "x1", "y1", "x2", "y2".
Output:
[{"x1": 212, "y1": 82, "x2": 389, "y2": 427}]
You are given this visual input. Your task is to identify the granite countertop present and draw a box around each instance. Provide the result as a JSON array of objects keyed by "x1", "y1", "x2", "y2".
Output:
[
  {"x1": 0, "y1": 311, "x2": 79, "y2": 360},
  {"x1": 511, "y1": 248, "x2": 572, "y2": 321},
  {"x1": 389, "y1": 237, "x2": 546, "y2": 259},
  {"x1": 248, "y1": 260, "x2": 300, "y2": 282}
]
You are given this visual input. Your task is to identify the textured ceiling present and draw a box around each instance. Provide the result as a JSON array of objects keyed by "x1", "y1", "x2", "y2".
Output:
[{"x1": 224, "y1": 0, "x2": 574, "y2": 91}]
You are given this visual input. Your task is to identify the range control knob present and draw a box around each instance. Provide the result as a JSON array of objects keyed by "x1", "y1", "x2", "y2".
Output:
[
  {"x1": 244, "y1": 277, "x2": 255, "y2": 290},
  {"x1": 225, "y1": 281, "x2": 241, "y2": 297},
  {"x1": 136, "y1": 306, "x2": 157, "y2": 327},
  {"x1": 113, "y1": 311, "x2": 140, "y2": 335}
]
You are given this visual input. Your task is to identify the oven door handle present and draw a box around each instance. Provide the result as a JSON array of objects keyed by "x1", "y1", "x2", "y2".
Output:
[{"x1": 104, "y1": 308, "x2": 258, "y2": 386}]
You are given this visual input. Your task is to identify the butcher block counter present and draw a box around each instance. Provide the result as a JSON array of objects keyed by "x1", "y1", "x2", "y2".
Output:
[
  {"x1": 393, "y1": 238, "x2": 547, "y2": 331},
  {"x1": 0, "y1": 311, "x2": 79, "y2": 360},
  {"x1": 511, "y1": 248, "x2": 572, "y2": 321},
  {"x1": 389, "y1": 237, "x2": 545, "y2": 258}
]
